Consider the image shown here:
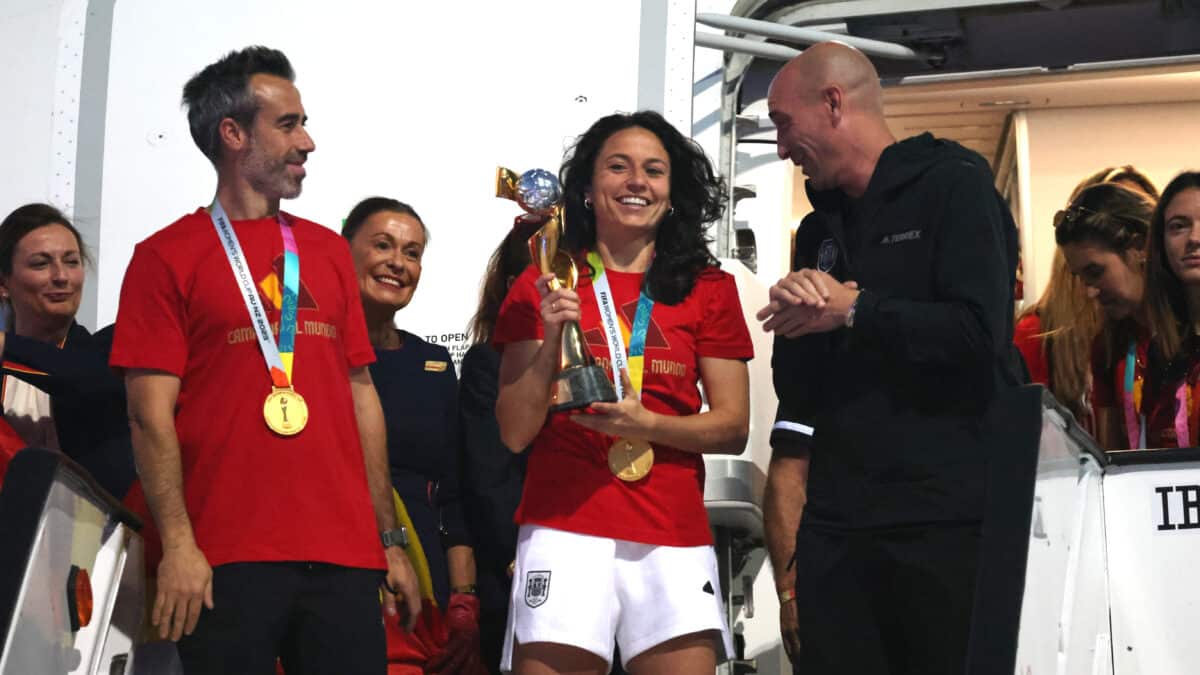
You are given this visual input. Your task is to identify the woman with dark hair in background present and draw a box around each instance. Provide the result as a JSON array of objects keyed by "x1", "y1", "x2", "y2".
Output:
[
  {"x1": 1137, "y1": 172, "x2": 1200, "y2": 448},
  {"x1": 343, "y1": 197, "x2": 484, "y2": 675},
  {"x1": 459, "y1": 216, "x2": 542, "y2": 674},
  {"x1": 494, "y1": 111, "x2": 752, "y2": 675},
  {"x1": 1055, "y1": 183, "x2": 1155, "y2": 450},
  {"x1": 0, "y1": 202, "x2": 134, "y2": 497},
  {"x1": 1014, "y1": 166, "x2": 1158, "y2": 427}
]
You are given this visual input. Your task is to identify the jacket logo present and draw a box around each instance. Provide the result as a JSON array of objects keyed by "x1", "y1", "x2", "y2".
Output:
[
  {"x1": 525, "y1": 570, "x2": 551, "y2": 608},
  {"x1": 879, "y1": 229, "x2": 922, "y2": 245},
  {"x1": 817, "y1": 238, "x2": 838, "y2": 272}
]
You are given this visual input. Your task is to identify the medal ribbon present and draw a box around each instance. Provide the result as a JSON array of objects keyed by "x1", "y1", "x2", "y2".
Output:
[
  {"x1": 587, "y1": 251, "x2": 654, "y2": 399},
  {"x1": 1122, "y1": 341, "x2": 1146, "y2": 450},
  {"x1": 209, "y1": 200, "x2": 299, "y2": 389}
]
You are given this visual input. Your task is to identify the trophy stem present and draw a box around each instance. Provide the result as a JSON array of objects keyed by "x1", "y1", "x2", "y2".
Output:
[
  {"x1": 559, "y1": 321, "x2": 588, "y2": 371},
  {"x1": 550, "y1": 320, "x2": 617, "y2": 412}
]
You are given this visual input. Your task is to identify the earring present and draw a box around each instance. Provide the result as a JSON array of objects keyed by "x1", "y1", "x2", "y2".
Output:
[
  {"x1": 668, "y1": 206, "x2": 676, "y2": 216},
  {"x1": 584, "y1": 198, "x2": 593, "y2": 210}
]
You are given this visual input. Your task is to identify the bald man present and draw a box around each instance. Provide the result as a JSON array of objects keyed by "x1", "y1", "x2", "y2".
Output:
[{"x1": 757, "y1": 43, "x2": 1024, "y2": 674}]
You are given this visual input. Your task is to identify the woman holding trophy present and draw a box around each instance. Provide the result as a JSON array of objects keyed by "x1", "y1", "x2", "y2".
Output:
[{"x1": 494, "y1": 111, "x2": 752, "y2": 675}]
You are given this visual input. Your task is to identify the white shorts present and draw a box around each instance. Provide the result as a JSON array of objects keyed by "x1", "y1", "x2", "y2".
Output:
[{"x1": 500, "y1": 525, "x2": 733, "y2": 671}]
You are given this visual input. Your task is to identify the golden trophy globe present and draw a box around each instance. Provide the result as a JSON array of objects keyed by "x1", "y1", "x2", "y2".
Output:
[{"x1": 496, "y1": 167, "x2": 618, "y2": 412}]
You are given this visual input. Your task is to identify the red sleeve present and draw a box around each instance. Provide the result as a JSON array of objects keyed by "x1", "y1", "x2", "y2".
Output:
[
  {"x1": 332, "y1": 239, "x2": 375, "y2": 369},
  {"x1": 0, "y1": 416, "x2": 24, "y2": 487},
  {"x1": 109, "y1": 244, "x2": 188, "y2": 376},
  {"x1": 1013, "y1": 313, "x2": 1049, "y2": 386},
  {"x1": 695, "y1": 270, "x2": 754, "y2": 360},
  {"x1": 492, "y1": 265, "x2": 543, "y2": 348},
  {"x1": 1090, "y1": 335, "x2": 1115, "y2": 408}
]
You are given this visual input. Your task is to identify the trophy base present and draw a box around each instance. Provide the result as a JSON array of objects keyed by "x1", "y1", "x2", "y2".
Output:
[{"x1": 550, "y1": 365, "x2": 618, "y2": 413}]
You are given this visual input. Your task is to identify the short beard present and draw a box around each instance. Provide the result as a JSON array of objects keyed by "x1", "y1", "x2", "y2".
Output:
[{"x1": 242, "y1": 140, "x2": 303, "y2": 200}]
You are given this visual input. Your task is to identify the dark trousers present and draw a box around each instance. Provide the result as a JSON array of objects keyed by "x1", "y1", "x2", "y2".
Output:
[
  {"x1": 176, "y1": 561, "x2": 385, "y2": 675},
  {"x1": 791, "y1": 522, "x2": 981, "y2": 675},
  {"x1": 479, "y1": 607, "x2": 507, "y2": 675}
]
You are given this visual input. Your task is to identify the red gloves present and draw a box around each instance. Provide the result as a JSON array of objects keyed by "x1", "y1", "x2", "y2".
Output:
[{"x1": 428, "y1": 593, "x2": 484, "y2": 675}]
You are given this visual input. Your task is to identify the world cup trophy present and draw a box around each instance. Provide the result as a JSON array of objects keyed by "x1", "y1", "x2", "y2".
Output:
[{"x1": 496, "y1": 167, "x2": 618, "y2": 412}]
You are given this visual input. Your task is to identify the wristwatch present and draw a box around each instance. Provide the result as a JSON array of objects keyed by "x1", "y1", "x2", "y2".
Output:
[
  {"x1": 845, "y1": 292, "x2": 861, "y2": 329},
  {"x1": 380, "y1": 527, "x2": 409, "y2": 549}
]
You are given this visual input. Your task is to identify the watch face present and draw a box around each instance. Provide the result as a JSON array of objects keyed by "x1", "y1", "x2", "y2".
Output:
[{"x1": 382, "y1": 528, "x2": 407, "y2": 548}]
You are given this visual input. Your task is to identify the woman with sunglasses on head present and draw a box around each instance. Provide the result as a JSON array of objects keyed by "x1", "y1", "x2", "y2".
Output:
[
  {"x1": 1136, "y1": 172, "x2": 1200, "y2": 449},
  {"x1": 493, "y1": 111, "x2": 752, "y2": 675},
  {"x1": 1014, "y1": 167, "x2": 1158, "y2": 428},
  {"x1": 1055, "y1": 183, "x2": 1155, "y2": 450}
]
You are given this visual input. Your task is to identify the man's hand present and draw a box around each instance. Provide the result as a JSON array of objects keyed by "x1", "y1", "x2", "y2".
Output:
[
  {"x1": 763, "y1": 268, "x2": 834, "y2": 310},
  {"x1": 780, "y1": 590, "x2": 802, "y2": 663},
  {"x1": 757, "y1": 269, "x2": 859, "y2": 337},
  {"x1": 382, "y1": 547, "x2": 421, "y2": 631},
  {"x1": 153, "y1": 541, "x2": 213, "y2": 641}
]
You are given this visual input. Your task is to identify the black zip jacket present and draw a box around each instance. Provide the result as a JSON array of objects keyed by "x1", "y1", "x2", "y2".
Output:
[{"x1": 770, "y1": 133, "x2": 1025, "y2": 529}]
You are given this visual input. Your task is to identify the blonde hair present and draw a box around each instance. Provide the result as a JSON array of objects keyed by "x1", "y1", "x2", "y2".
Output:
[
  {"x1": 1018, "y1": 250, "x2": 1099, "y2": 419},
  {"x1": 1069, "y1": 165, "x2": 1159, "y2": 203}
]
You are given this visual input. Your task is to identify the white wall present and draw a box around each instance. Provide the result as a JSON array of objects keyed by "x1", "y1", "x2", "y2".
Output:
[
  {"x1": 736, "y1": 99, "x2": 796, "y2": 286},
  {"x1": 1020, "y1": 101, "x2": 1200, "y2": 301},
  {"x1": 91, "y1": 0, "x2": 657, "y2": 364},
  {"x1": 0, "y1": 1, "x2": 64, "y2": 213},
  {"x1": 690, "y1": 4, "x2": 796, "y2": 289}
]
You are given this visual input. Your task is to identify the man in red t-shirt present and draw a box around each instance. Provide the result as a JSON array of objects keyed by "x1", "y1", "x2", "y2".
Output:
[{"x1": 109, "y1": 47, "x2": 417, "y2": 675}]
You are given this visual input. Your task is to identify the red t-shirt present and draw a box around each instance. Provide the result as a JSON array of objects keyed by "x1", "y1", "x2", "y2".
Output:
[
  {"x1": 493, "y1": 263, "x2": 753, "y2": 547},
  {"x1": 1013, "y1": 312, "x2": 1049, "y2": 387},
  {"x1": 110, "y1": 208, "x2": 383, "y2": 570}
]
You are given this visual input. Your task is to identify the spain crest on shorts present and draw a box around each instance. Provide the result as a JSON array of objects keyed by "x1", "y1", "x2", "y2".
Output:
[
  {"x1": 817, "y1": 238, "x2": 838, "y2": 272},
  {"x1": 525, "y1": 570, "x2": 551, "y2": 608}
]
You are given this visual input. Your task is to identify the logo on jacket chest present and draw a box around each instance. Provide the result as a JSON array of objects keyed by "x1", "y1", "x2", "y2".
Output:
[
  {"x1": 878, "y1": 229, "x2": 923, "y2": 245},
  {"x1": 817, "y1": 238, "x2": 838, "y2": 272}
]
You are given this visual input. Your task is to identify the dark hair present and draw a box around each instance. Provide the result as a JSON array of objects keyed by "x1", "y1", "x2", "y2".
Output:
[
  {"x1": 1069, "y1": 165, "x2": 1159, "y2": 203},
  {"x1": 560, "y1": 110, "x2": 724, "y2": 305},
  {"x1": 1054, "y1": 182, "x2": 1153, "y2": 253},
  {"x1": 182, "y1": 46, "x2": 295, "y2": 163},
  {"x1": 1145, "y1": 171, "x2": 1200, "y2": 360},
  {"x1": 0, "y1": 203, "x2": 91, "y2": 277},
  {"x1": 468, "y1": 218, "x2": 542, "y2": 345},
  {"x1": 341, "y1": 196, "x2": 428, "y2": 244}
]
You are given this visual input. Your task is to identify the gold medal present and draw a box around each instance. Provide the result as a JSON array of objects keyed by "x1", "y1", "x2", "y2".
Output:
[
  {"x1": 608, "y1": 437, "x2": 653, "y2": 482},
  {"x1": 263, "y1": 386, "x2": 308, "y2": 436}
]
